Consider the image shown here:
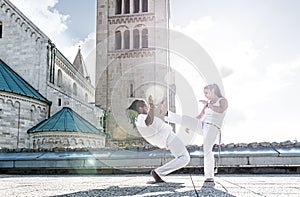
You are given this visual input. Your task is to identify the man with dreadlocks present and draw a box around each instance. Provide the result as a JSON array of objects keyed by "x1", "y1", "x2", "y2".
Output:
[{"x1": 127, "y1": 95, "x2": 190, "y2": 183}]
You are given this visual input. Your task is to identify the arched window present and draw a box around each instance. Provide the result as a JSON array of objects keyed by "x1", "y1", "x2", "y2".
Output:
[
  {"x1": 0, "y1": 21, "x2": 2, "y2": 38},
  {"x1": 115, "y1": 31, "x2": 122, "y2": 50},
  {"x1": 133, "y1": 0, "x2": 139, "y2": 13},
  {"x1": 142, "y1": 28, "x2": 148, "y2": 48},
  {"x1": 133, "y1": 29, "x2": 140, "y2": 49},
  {"x1": 115, "y1": 0, "x2": 122, "y2": 14},
  {"x1": 124, "y1": 30, "x2": 130, "y2": 49},
  {"x1": 124, "y1": 0, "x2": 130, "y2": 14},
  {"x1": 73, "y1": 83, "x2": 77, "y2": 96},
  {"x1": 142, "y1": 0, "x2": 148, "y2": 12},
  {"x1": 57, "y1": 69, "x2": 62, "y2": 87}
]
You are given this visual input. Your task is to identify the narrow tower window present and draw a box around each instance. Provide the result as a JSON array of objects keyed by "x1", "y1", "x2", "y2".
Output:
[
  {"x1": 130, "y1": 84, "x2": 134, "y2": 97},
  {"x1": 0, "y1": 21, "x2": 3, "y2": 38},
  {"x1": 133, "y1": 29, "x2": 140, "y2": 49},
  {"x1": 124, "y1": 30, "x2": 130, "y2": 49},
  {"x1": 142, "y1": 28, "x2": 148, "y2": 48},
  {"x1": 115, "y1": 31, "x2": 122, "y2": 50},
  {"x1": 124, "y1": 0, "x2": 130, "y2": 14},
  {"x1": 133, "y1": 0, "x2": 140, "y2": 13},
  {"x1": 115, "y1": 0, "x2": 122, "y2": 14},
  {"x1": 142, "y1": 0, "x2": 148, "y2": 12}
]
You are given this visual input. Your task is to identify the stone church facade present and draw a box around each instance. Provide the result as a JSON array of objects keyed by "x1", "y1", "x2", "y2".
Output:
[
  {"x1": 0, "y1": 0, "x2": 104, "y2": 149},
  {"x1": 95, "y1": 0, "x2": 175, "y2": 146}
]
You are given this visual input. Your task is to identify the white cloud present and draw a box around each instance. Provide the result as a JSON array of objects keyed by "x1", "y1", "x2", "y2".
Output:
[
  {"x1": 170, "y1": 16, "x2": 300, "y2": 143},
  {"x1": 11, "y1": 0, "x2": 96, "y2": 85},
  {"x1": 10, "y1": 0, "x2": 69, "y2": 39}
]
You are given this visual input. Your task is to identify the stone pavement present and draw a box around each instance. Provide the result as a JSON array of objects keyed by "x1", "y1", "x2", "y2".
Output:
[{"x1": 0, "y1": 174, "x2": 299, "y2": 197}]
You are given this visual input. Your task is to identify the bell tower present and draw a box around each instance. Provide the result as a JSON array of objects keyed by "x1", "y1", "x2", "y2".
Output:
[{"x1": 95, "y1": 0, "x2": 175, "y2": 147}]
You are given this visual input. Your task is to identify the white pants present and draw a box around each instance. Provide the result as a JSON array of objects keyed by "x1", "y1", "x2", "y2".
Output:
[
  {"x1": 155, "y1": 132, "x2": 190, "y2": 176},
  {"x1": 165, "y1": 111, "x2": 219, "y2": 179}
]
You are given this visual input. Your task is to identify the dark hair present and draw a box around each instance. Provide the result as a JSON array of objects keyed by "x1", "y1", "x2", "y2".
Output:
[
  {"x1": 204, "y1": 84, "x2": 223, "y2": 97},
  {"x1": 126, "y1": 100, "x2": 146, "y2": 127},
  {"x1": 127, "y1": 99, "x2": 146, "y2": 112}
]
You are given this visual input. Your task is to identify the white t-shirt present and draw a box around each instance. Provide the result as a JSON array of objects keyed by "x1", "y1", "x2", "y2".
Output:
[
  {"x1": 135, "y1": 114, "x2": 173, "y2": 148},
  {"x1": 203, "y1": 98, "x2": 226, "y2": 128}
]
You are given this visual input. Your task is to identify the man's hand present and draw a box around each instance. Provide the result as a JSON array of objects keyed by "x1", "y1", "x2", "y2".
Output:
[{"x1": 148, "y1": 95, "x2": 154, "y2": 105}]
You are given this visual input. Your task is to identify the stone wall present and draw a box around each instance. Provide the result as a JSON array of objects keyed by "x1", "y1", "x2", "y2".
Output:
[
  {"x1": 0, "y1": 92, "x2": 49, "y2": 149},
  {"x1": 0, "y1": 0, "x2": 49, "y2": 95},
  {"x1": 0, "y1": 0, "x2": 103, "y2": 130}
]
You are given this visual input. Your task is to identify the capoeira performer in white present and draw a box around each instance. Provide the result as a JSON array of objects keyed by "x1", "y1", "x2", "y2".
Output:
[
  {"x1": 127, "y1": 95, "x2": 190, "y2": 183},
  {"x1": 161, "y1": 84, "x2": 228, "y2": 183}
]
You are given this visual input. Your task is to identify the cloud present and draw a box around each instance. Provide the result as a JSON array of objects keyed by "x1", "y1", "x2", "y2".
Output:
[
  {"x1": 11, "y1": 0, "x2": 96, "y2": 85},
  {"x1": 10, "y1": 0, "x2": 69, "y2": 39},
  {"x1": 170, "y1": 16, "x2": 300, "y2": 143}
]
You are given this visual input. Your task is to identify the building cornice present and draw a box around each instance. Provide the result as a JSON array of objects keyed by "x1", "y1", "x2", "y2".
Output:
[
  {"x1": 108, "y1": 48, "x2": 155, "y2": 59},
  {"x1": 108, "y1": 13, "x2": 155, "y2": 25}
]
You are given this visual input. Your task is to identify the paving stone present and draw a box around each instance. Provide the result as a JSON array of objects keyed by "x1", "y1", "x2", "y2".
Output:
[{"x1": 0, "y1": 174, "x2": 299, "y2": 196}]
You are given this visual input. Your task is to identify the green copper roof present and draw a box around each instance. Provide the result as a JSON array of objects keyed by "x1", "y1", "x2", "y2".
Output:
[
  {"x1": 28, "y1": 107, "x2": 105, "y2": 135},
  {"x1": 0, "y1": 59, "x2": 50, "y2": 104}
]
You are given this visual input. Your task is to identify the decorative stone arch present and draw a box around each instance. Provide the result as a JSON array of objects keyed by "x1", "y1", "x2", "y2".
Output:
[
  {"x1": 25, "y1": 26, "x2": 31, "y2": 32},
  {"x1": 30, "y1": 104, "x2": 36, "y2": 121},
  {"x1": 115, "y1": 25, "x2": 129, "y2": 50},
  {"x1": 70, "y1": 138, "x2": 77, "y2": 146},
  {"x1": 37, "y1": 106, "x2": 42, "y2": 113},
  {"x1": 6, "y1": 99, "x2": 14, "y2": 107},
  {"x1": 5, "y1": 7, "x2": 10, "y2": 14},
  {"x1": 15, "y1": 17, "x2": 20, "y2": 23},
  {"x1": 0, "y1": 3, "x2": 6, "y2": 9},
  {"x1": 10, "y1": 12, "x2": 15, "y2": 18},
  {"x1": 37, "y1": 138, "x2": 42, "y2": 146},
  {"x1": 31, "y1": 104, "x2": 37, "y2": 112},
  {"x1": 78, "y1": 139, "x2": 84, "y2": 146},
  {"x1": 86, "y1": 139, "x2": 91, "y2": 146},
  {"x1": 62, "y1": 138, "x2": 69, "y2": 146}
]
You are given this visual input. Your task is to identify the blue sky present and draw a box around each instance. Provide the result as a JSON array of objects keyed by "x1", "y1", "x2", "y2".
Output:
[{"x1": 10, "y1": 0, "x2": 300, "y2": 144}]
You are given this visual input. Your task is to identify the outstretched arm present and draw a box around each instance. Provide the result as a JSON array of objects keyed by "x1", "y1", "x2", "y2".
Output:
[{"x1": 145, "y1": 95, "x2": 155, "y2": 126}]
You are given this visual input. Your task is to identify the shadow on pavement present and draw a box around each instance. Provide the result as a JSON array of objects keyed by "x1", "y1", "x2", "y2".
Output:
[
  {"x1": 197, "y1": 182, "x2": 236, "y2": 197},
  {"x1": 53, "y1": 181, "x2": 236, "y2": 197}
]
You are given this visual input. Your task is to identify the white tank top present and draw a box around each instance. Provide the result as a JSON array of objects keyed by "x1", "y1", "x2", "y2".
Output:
[{"x1": 203, "y1": 97, "x2": 226, "y2": 128}]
